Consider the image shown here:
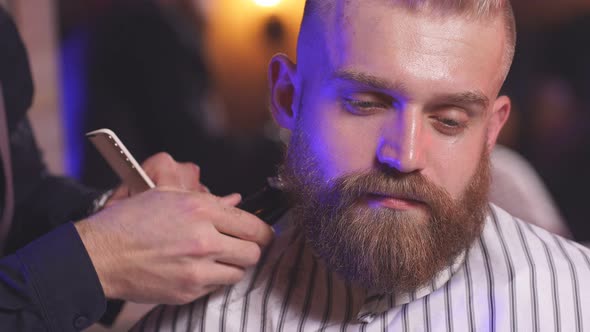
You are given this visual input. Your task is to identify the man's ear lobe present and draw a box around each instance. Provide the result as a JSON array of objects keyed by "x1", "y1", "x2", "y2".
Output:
[
  {"x1": 268, "y1": 54, "x2": 298, "y2": 130},
  {"x1": 486, "y1": 95, "x2": 511, "y2": 151}
]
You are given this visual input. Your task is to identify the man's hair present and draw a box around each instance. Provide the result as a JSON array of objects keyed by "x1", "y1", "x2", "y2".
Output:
[{"x1": 301, "y1": 0, "x2": 516, "y2": 82}]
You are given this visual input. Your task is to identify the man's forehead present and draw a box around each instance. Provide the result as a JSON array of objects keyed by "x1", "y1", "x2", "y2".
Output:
[
  {"x1": 319, "y1": 4, "x2": 485, "y2": 61},
  {"x1": 300, "y1": 0, "x2": 507, "y2": 95}
]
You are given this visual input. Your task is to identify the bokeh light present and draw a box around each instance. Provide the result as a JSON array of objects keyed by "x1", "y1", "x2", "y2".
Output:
[{"x1": 253, "y1": 0, "x2": 282, "y2": 7}]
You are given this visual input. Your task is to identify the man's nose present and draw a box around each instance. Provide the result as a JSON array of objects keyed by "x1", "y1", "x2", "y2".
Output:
[{"x1": 376, "y1": 109, "x2": 425, "y2": 173}]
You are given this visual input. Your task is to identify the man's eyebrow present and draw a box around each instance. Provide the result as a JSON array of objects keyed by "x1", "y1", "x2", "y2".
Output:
[
  {"x1": 332, "y1": 69, "x2": 490, "y2": 110},
  {"x1": 434, "y1": 91, "x2": 490, "y2": 111},
  {"x1": 332, "y1": 69, "x2": 409, "y2": 94}
]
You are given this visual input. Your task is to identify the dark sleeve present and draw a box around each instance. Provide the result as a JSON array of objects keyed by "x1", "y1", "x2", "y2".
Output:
[
  {"x1": 4, "y1": 118, "x2": 100, "y2": 254},
  {"x1": 2, "y1": 118, "x2": 124, "y2": 326},
  {"x1": 0, "y1": 222, "x2": 106, "y2": 331}
]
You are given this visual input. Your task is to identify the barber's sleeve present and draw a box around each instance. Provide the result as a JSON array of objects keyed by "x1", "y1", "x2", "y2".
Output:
[
  {"x1": 0, "y1": 222, "x2": 106, "y2": 332},
  {"x1": 4, "y1": 118, "x2": 125, "y2": 327},
  {"x1": 5, "y1": 119, "x2": 101, "y2": 253}
]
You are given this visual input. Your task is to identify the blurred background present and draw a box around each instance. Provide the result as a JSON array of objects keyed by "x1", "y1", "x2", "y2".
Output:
[{"x1": 1, "y1": 0, "x2": 589, "y2": 330}]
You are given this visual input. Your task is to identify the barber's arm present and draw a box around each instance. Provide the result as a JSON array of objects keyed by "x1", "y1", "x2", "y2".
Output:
[
  {"x1": 0, "y1": 153, "x2": 274, "y2": 331},
  {"x1": 0, "y1": 117, "x2": 121, "y2": 328},
  {"x1": 0, "y1": 222, "x2": 107, "y2": 331},
  {"x1": 0, "y1": 117, "x2": 112, "y2": 331},
  {"x1": 4, "y1": 118, "x2": 102, "y2": 254}
]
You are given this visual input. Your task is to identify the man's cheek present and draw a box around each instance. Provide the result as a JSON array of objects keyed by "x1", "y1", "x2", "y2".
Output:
[
  {"x1": 311, "y1": 145, "x2": 343, "y2": 181},
  {"x1": 317, "y1": 137, "x2": 363, "y2": 177}
]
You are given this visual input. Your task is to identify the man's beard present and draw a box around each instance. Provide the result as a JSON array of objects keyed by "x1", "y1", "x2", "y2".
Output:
[{"x1": 278, "y1": 131, "x2": 490, "y2": 294}]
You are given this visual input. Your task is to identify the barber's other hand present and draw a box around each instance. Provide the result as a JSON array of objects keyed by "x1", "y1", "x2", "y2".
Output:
[
  {"x1": 75, "y1": 188, "x2": 274, "y2": 304},
  {"x1": 109, "y1": 152, "x2": 209, "y2": 202}
]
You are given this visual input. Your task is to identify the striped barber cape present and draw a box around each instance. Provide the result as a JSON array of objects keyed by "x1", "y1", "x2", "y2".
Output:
[{"x1": 133, "y1": 204, "x2": 590, "y2": 332}]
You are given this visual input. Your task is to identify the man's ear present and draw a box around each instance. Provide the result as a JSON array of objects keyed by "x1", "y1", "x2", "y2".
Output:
[
  {"x1": 268, "y1": 54, "x2": 298, "y2": 130},
  {"x1": 486, "y1": 95, "x2": 511, "y2": 152}
]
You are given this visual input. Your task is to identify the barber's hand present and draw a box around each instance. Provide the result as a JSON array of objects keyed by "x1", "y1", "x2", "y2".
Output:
[
  {"x1": 75, "y1": 188, "x2": 274, "y2": 304},
  {"x1": 109, "y1": 152, "x2": 210, "y2": 203}
]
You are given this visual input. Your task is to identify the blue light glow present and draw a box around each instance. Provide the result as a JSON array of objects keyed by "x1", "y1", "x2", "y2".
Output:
[{"x1": 60, "y1": 31, "x2": 89, "y2": 179}]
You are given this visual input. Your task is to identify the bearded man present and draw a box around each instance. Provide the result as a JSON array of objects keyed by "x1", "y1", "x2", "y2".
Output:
[{"x1": 133, "y1": 0, "x2": 590, "y2": 330}]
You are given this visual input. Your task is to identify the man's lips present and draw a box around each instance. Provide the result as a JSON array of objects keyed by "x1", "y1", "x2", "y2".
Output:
[{"x1": 364, "y1": 193, "x2": 425, "y2": 210}]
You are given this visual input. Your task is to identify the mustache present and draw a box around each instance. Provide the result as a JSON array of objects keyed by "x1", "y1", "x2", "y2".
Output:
[{"x1": 329, "y1": 170, "x2": 453, "y2": 209}]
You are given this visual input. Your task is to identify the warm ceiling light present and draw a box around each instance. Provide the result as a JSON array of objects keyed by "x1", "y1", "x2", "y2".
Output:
[{"x1": 253, "y1": 0, "x2": 282, "y2": 7}]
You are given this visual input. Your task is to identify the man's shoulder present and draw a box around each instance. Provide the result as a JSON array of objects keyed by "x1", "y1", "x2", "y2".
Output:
[
  {"x1": 480, "y1": 204, "x2": 590, "y2": 281},
  {"x1": 457, "y1": 204, "x2": 590, "y2": 328},
  {"x1": 486, "y1": 204, "x2": 590, "y2": 256}
]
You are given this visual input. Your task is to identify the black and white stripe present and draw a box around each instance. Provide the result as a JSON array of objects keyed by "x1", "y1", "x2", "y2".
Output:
[{"x1": 132, "y1": 205, "x2": 590, "y2": 332}]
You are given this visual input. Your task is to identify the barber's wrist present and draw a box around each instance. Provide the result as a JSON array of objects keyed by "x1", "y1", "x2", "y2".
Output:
[{"x1": 74, "y1": 218, "x2": 119, "y2": 299}]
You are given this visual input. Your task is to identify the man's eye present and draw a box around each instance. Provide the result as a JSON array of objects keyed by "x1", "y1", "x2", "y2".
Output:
[
  {"x1": 440, "y1": 118, "x2": 461, "y2": 127},
  {"x1": 432, "y1": 116, "x2": 468, "y2": 136},
  {"x1": 343, "y1": 98, "x2": 388, "y2": 115}
]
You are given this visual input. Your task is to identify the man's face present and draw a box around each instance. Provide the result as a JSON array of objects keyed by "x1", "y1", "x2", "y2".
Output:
[{"x1": 270, "y1": 2, "x2": 510, "y2": 293}]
